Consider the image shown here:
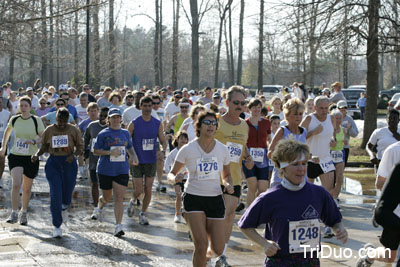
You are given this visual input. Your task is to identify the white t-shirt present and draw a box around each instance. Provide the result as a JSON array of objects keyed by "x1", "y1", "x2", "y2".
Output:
[
  {"x1": 165, "y1": 102, "x2": 180, "y2": 121},
  {"x1": 377, "y1": 141, "x2": 400, "y2": 178},
  {"x1": 10, "y1": 100, "x2": 18, "y2": 115},
  {"x1": 75, "y1": 104, "x2": 89, "y2": 122},
  {"x1": 164, "y1": 148, "x2": 188, "y2": 180},
  {"x1": 175, "y1": 139, "x2": 230, "y2": 196},
  {"x1": 0, "y1": 109, "x2": 10, "y2": 139},
  {"x1": 122, "y1": 106, "x2": 159, "y2": 126},
  {"x1": 31, "y1": 96, "x2": 39, "y2": 110},
  {"x1": 368, "y1": 127, "x2": 400, "y2": 159}
]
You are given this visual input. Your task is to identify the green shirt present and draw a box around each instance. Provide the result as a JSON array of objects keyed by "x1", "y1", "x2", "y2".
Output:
[{"x1": 331, "y1": 126, "x2": 345, "y2": 151}]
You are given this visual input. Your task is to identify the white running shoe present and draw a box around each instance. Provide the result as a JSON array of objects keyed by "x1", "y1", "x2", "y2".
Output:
[
  {"x1": 127, "y1": 199, "x2": 135, "y2": 217},
  {"x1": 174, "y1": 214, "x2": 182, "y2": 223},
  {"x1": 53, "y1": 227, "x2": 62, "y2": 238},
  {"x1": 114, "y1": 224, "x2": 125, "y2": 237},
  {"x1": 91, "y1": 207, "x2": 99, "y2": 220},
  {"x1": 62, "y1": 209, "x2": 69, "y2": 224},
  {"x1": 139, "y1": 212, "x2": 149, "y2": 225}
]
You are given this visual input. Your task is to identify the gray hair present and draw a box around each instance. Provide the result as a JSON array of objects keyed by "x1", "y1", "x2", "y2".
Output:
[
  {"x1": 226, "y1": 86, "x2": 246, "y2": 101},
  {"x1": 314, "y1": 96, "x2": 329, "y2": 107},
  {"x1": 330, "y1": 109, "x2": 343, "y2": 118}
]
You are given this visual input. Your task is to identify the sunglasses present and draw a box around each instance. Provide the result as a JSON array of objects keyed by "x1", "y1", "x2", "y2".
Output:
[
  {"x1": 231, "y1": 100, "x2": 247, "y2": 106},
  {"x1": 84, "y1": 87, "x2": 90, "y2": 90},
  {"x1": 175, "y1": 95, "x2": 182, "y2": 99},
  {"x1": 56, "y1": 103, "x2": 64, "y2": 106},
  {"x1": 180, "y1": 105, "x2": 189, "y2": 109},
  {"x1": 153, "y1": 102, "x2": 160, "y2": 105},
  {"x1": 202, "y1": 119, "x2": 218, "y2": 126}
]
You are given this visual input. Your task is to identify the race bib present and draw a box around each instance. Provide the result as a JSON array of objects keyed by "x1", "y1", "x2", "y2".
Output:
[
  {"x1": 249, "y1": 148, "x2": 264, "y2": 163},
  {"x1": 268, "y1": 159, "x2": 274, "y2": 167},
  {"x1": 52, "y1": 135, "x2": 69, "y2": 148},
  {"x1": 15, "y1": 138, "x2": 29, "y2": 154},
  {"x1": 110, "y1": 146, "x2": 126, "y2": 162},
  {"x1": 196, "y1": 157, "x2": 218, "y2": 180},
  {"x1": 91, "y1": 138, "x2": 97, "y2": 153},
  {"x1": 330, "y1": 150, "x2": 343, "y2": 164},
  {"x1": 320, "y1": 160, "x2": 335, "y2": 173},
  {"x1": 226, "y1": 142, "x2": 242, "y2": 163},
  {"x1": 289, "y1": 219, "x2": 321, "y2": 253},
  {"x1": 142, "y1": 138, "x2": 155, "y2": 151}
]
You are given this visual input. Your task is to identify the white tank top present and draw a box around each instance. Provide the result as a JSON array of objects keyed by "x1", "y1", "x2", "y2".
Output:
[
  {"x1": 307, "y1": 114, "x2": 334, "y2": 159},
  {"x1": 186, "y1": 123, "x2": 196, "y2": 141}
]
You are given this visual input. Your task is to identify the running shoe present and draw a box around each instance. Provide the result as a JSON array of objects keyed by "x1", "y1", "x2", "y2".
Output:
[
  {"x1": 356, "y1": 243, "x2": 375, "y2": 267},
  {"x1": 91, "y1": 207, "x2": 100, "y2": 220},
  {"x1": 174, "y1": 214, "x2": 183, "y2": 223},
  {"x1": 6, "y1": 211, "x2": 18, "y2": 224},
  {"x1": 62, "y1": 209, "x2": 69, "y2": 223},
  {"x1": 155, "y1": 182, "x2": 167, "y2": 192},
  {"x1": 139, "y1": 212, "x2": 149, "y2": 225},
  {"x1": 19, "y1": 211, "x2": 28, "y2": 225},
  {"x1": 235, "y1": 202, "x2": 245, "y2": 212},
  {"x1": 97, "y1": 208, "x2": 105, "y2": 222},
  {"x1": 114, "y1": 224, "x2": 125, "y2": 237},
  {"x1": 127, "y1": 199, "x2": 135, "y2": 217},
  {"x1": 53, "y1": 227, "x2": 62, "y2": 238},
  {"x1": 215, "y1": 255, "x2": 231, "y2": 267},
  {"x1": 136, "y1": 199, "x2": 141, "y2": 206},
  {"x1": 0, "y1": 179, "x2": 3, "y2": 189},
  {"x1": 322, "y1": 226, "x2": 334, "y2": 238}
]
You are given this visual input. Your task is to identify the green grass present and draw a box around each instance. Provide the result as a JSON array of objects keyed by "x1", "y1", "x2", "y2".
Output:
[
  {"x1": 348, "y1": 138, "x2": 370, "y2": 163},
  {"x1": 378, "y1": 109, "x2": 387, "y2": 115}
]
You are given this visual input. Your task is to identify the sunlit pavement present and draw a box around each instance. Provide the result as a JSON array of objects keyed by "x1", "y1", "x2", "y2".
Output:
[{"x1": 0, "y1": 161, "x2": 394, "y2": 266}]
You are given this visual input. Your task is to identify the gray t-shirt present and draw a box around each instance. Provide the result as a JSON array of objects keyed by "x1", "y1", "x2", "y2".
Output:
[
  {"x1": 97, "y1": 97, "x2": 111, "y2": 108},
  {"x1": 199, "y1": 96, "x2": 212, "y2": 105},
  {"x1": 84, "y1": 120, "x2": 108, "y2": 170}
]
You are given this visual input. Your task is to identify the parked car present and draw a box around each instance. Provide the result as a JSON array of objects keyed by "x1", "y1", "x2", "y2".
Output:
[
  {"x1": 342, "y1": 88, "x2": 366, "y2": 119},
  {"x1": 261, "y1": 85, "x2": 282, "y2": 100},
  {"x1": 388, "y1": 93, "x2": 400, "y2": 109},
  {"x1": 348, "y1": 85, "x2": 366, "y2": 90},
  {"x1": 379, "y1": 85, "x2": 400, "y2": 102}
]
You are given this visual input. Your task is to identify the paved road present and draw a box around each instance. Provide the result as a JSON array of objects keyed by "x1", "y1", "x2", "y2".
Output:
[{"x1": 0, "y1": 162, "x2": 394, "y2": 266}]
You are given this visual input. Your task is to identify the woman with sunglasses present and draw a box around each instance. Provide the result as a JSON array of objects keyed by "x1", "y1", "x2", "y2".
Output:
[
  {"x1": 41, "y1": 99, "x2": 75, "y2": 126},
  {"x1": 240, "y1": 139, "x2": 347, "y2": 267},
  {"x1": 168, "y1": 111, "x2": 233, "y2": 266},
  {"x1": 36, "y1": 97, "x2": 50, "y2": 117}
]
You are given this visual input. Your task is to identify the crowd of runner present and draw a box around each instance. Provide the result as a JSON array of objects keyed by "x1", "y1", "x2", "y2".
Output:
[{"x1": 0, "y1": 80, "x2": 398, "y2": 267}]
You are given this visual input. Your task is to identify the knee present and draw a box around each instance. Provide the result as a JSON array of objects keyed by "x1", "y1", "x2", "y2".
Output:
[
  {"x1": 211, "y1": 243, "x2": 224, "y2": 256},
  {"x1": 194, "y1": 239, "x2": 208, "y2": 254},
  {"x1": 12, "y1": 182, "x2": 21, "y2": 190}
]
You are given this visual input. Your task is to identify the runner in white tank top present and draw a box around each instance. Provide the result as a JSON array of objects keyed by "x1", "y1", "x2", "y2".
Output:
[{"x1": 300, "y1": 96, "x2": 336, "y2": 197}]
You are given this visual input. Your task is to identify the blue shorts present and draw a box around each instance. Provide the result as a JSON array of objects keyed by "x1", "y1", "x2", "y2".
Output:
[{"x1": 242, "y1": 162, "x2": 269, "y2": 181}]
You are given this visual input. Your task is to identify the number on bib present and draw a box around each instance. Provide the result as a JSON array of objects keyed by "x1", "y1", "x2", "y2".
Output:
[
  {"x1": 52, "y1": 135, "x2": 69, "y2": 148},
  {"x1": 110, "y1": 146, "x2": 126, "y2": 162},
  {"x1": 249, "y1": 148, "x2": 264, "y2": 163},
  {"x1": 142, "y1": 139, "x2": 155, "y2": 151},
  {"x1": 226, "y1": 142, "x2": 243, "y2": 163},
  {"x1": 15, "y1": 139, "x2": 29, "y2": 154},
  {"x1": 289, "y1": 219, "x2": 321, "y2": 253},
  {"x1": 330, "y1": 150, "x2": 343, "y2": 164},
  {"x1": 196, "y1": 157, "x2": 218, "y2": 180}
]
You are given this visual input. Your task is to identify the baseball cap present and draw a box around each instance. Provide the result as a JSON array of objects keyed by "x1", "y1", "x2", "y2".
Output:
[
  {"x1": 58, "y1": 84, "x2": 67, "y2": 90},
  {"x1": 108, "y1": 108, "x2": 122, "y2": 117},
  {"x1": 173, "y1": 90, "x2": 182, "y2": 95},
  {"x1": 213, "y1": 92, "x2": 221, "y2": 98},
  {"x1": 26, "y1": 87, "x2": 33, "y2": 92},
  {"x1": 189, "y1": 90, "x2": 195, "y2": 95},
  {"x1": 337, "y1": 100, "x2": 348, "y2": 109}
]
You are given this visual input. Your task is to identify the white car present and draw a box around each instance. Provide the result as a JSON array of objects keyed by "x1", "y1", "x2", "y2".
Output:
[{"x1": 261, "y1": 85, "x2": 282, "y2": 100}]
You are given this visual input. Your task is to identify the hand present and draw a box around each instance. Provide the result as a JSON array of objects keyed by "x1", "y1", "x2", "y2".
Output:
[
  {"x1": 31, "y1": 155, "x2": 39, "y2": 163},
  {"x1": 66, "y1": 154, "x2": 75, "y2": 163},
  {"x1": 329, "y1": 139, "x2": 336, "y2": 147},
  {"x1": 314, "y1": 124, "x2": 323, "y2": 135},
  {"x1": 24, "y1": 139, "x2": 35, "y2": 145},
  {"x1": 244, "y1": 155, "x2": 254, "y2": 170},
  {"x1": 157, "y1": 150, "x2": 165, "y2": 160},
  {"x1": 0, "y1": 148, "x2": 4, "y2": 157},
  {"x1": 370, "y1": 157, "x2": 379, "y2": 165},
  {"x1": 332, "y1": 224, "x2": 348, "y2": 244},
  {"x1": 223, "y1": 182, "x2": 234, "y2": 194},
  {"x1": 129, "y1": 155, "x2": 139, "y2": 166},
  {"x1": 175, "y1": 173, "x2": 184, "y2": 183},
  {"x1": 311, "y1": 156, "x2": 320, "y2": 164},
  {"x1": 346, "y1": 123, "x2": 352, "y2": 129},
  {"x1": 343, "y1": 139, "x2": 349, "y2": 146},
  {"x1": 110, "y1": 148, "x2": 121, "y2": 157},
  {"x1": 264, "y1": 240, "x2": 280, "y2": 257}
]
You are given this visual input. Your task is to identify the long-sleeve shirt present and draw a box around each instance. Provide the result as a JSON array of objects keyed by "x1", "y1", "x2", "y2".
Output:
[
  {"x1": 341, "y1": 115, "x2": 359, "y2": 148},
  {"x1": 40, "y1": 124, "x2": 83, "y2": 156}
]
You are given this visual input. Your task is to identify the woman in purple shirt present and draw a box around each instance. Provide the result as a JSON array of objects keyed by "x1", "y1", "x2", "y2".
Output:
[{"x1": 239, "y1": 139, "x2": 348, "y2": 266}]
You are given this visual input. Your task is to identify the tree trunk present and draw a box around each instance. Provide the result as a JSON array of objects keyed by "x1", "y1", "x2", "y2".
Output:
[
  {"x1": 362, "y1": 0, "x2": 380, "y2": 148},
  {"x1": 9, "y1": 50, "x2": 15, "y2": 84},
  {"x1": 49, "y1": 0, "x2": 54, "y2": 85},
  {"x1": 171, "y1": 0, "x2": 180, "y2": 90},
  {"x1": 394, "y1": 0, "x2": 399, "y2": 84},
  {"x1": 93, "y1": 0, "x2": 101, "y2": 91},
  {"x1": 190, "y1": 0, "x2": 200, "y2": 90},
  {"x1": 379, "y1": 53, "x2": 384, "y2": 90},
  {"x1": 56, "y1": 0, "x2": 60, "y2": 87},
  {"x1": 74, "y1": 1, "x2": 79, "y2": 87},
  {"x1": 343, "y1": 2, "x2": 349, "y2": 88},
  {"x1": 228, "y1": 5, "x2": 235, "y2": 85},
  {"x1": 154, "y1": 0, "x2": 160, "y2": 86},
  {"x1": 109, "y1": 0, "x2": 116, "y2": 88},
  {"x1": 257, "y1": 0, "x2": 264, "y2": 91},
  {"x1": 41, "y1": 0, "x2": 47, "y2": 83},
  {"x1": 214, "y1": 0, "x2": 232, "y2": 88},
  {"x1": 159, "y1": 0, "x2": 164, "y2": 86},
  {"x1": 224, "y1": 17, "x2": 231, "y2": 87},
  {"x1": 236, "y1": 0, "x2": 244, "y2": 85}
]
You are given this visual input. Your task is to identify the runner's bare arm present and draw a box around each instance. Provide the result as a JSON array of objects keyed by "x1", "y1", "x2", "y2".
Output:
[
  {"x1": 240, "y1": 228, "x2": 280, "y2": 257},
  {"x1": 167, "y1": 161, "x2": 185, "y2": 183},
  {"x1": 267, "y1": 128, "x2": 284, "y2": 159}
]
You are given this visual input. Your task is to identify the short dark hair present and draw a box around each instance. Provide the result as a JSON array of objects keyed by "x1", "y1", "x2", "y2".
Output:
[
  {"x1": 19, "y1": 96, "x2": 32, "y2": 107},
  {"x1": 140, "y1": 96, "x2": 153, "y2": 106},
  {"x1": 388, "y1": 108, "x2": 400, "y2": 117},
  {"x1": 56, "y1": 107, "x2": 70, "y2": 120},
  {"x1": 195, "y1": 111, "x2": 218, "y2": 137},
  {"x1": 248, "y1": 98, "x2": 263, "y2": 109},
  {"x1": 172, "y1": 130, "x2": 189, "y2": 148},
  {"x1": 100, "y1": 107, "x2": 109, "y2": 113}
]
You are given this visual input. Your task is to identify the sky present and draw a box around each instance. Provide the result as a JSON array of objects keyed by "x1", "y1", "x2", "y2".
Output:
[{"x1": 115, "y1": 0, "x2": 284, "y2": 52}]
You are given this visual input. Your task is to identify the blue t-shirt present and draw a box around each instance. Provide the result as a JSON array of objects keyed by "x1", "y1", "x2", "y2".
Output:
[
  {"x1": 239, "y1": 182, "x2": 342, "y2": 260},
  {"x1": 79, "y1": 118, "x2": 93, "y2": 133},
  {"x1": 45, "y1": 111, "x2": 74, "y2": 124},
  {"x1": 132, "y1": 116, "x2": 161, "y2": 164},
  {"x1": 50, "y1": 104, "x2": 78, "y2": 120},
  {"x1": 94, "y1": 127, "x2": 133, "y2": 176},
  {"x1": 357, "y1": 97, "x2": 366, "y2": 107}
]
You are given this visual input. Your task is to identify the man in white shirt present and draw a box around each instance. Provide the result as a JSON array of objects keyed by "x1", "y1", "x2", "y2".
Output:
[
  {"x1": 376, "y1": 141, "x2": 400, "y2": 190},
  {"x1": 122, "y1": 91, "x2": 159, "y2": 127},
  {"x1": 68, "y1": 87, "x2": 80, "y2": 106},
  {"x1": 26, "y1": 87, "x2": 39, "y2": 110},
  {"x1": 164, "y1": 90, "x2": 182, "y2": 122},
  {"x1": 75, "y1": 92, "x2": 89, "y2": 123}
]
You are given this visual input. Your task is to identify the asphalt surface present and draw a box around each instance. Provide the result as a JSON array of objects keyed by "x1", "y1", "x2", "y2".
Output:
[{"x1": 0, "y1": 161, "x2": 395, "y2": 266}]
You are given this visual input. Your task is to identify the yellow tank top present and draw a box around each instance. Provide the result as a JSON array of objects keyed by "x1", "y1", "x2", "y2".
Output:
[
  {"x1": 214, "y1": 116, "x2": 249, "y2": 186},
  {"x1": 174, "y1": 114, "x2": 185, "y2": 135}
]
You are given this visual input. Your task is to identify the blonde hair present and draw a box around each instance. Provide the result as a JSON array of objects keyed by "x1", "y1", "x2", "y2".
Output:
[
  {"x1": 271, "y1": 139, "x2": 310, "y2": 171},
  {"x1": 283, "y1": 98, "x2": 305, "y2": 119}
]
